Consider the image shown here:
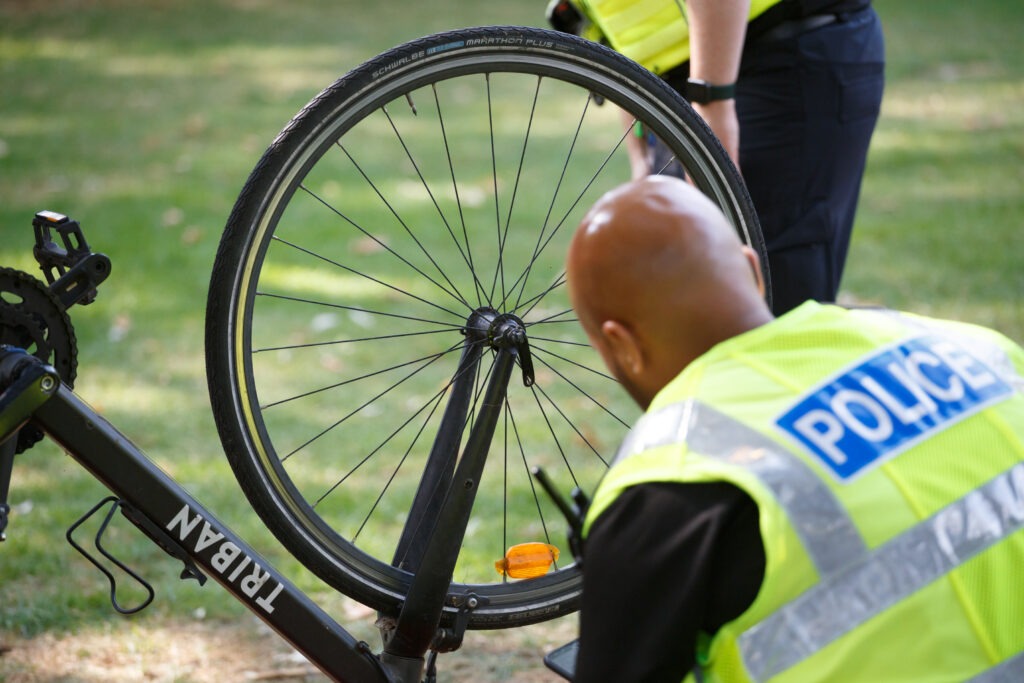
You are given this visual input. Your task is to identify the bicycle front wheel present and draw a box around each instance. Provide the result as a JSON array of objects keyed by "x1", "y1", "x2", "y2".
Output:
[{"x1": 206, "y1": 25, "x2": 766, "y2": 630}]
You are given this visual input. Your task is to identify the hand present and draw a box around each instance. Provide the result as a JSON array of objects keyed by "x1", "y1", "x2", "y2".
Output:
[{"x1": 694, "y1": 99, "x2": 740, "y2": 170}]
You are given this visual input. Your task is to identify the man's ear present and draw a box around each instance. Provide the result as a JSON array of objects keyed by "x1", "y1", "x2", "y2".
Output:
[
  {"x1": 600, "y1": 319, "x2": 644, "y2": 377},
  {"x1": 742, "y1": 245, "x2": 766, "y2": 298}
]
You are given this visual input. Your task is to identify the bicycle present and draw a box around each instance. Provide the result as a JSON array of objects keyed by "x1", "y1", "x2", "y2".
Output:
[{"x1": 1, "y1": 25, "x2": 769, "y2": 682}]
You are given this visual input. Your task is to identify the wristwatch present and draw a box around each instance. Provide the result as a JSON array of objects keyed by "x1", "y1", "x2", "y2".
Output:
[{"x1": 684, "y1": 77, "x2": 736, "y2": 104}]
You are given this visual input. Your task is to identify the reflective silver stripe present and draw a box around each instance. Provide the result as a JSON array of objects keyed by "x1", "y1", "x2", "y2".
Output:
[
  {"x1": 966, "y1": 650, "x2": 1024, "y2": 683},
  {"x1": 614, "y1": 401, "x2": 868, "y2": 577},
  {"x1": 740, "y1": 462, "x2": 1024, "y2": 682},
  {"x1": 614, "y1": 400, "x2": 694, "y2": 466}
]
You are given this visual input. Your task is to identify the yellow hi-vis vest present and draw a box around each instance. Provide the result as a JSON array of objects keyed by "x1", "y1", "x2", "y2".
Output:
[
  {"x1": 574, "y1": 0, "x2": 784, "y2": 74},
  {"x1": 584, "y1": 301, "x2": 1024, "y2": 682}
]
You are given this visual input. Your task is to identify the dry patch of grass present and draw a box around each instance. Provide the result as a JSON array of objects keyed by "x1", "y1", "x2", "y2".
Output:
[
  {"x1": 0, "y1": 618, "x2": 315, "y2": 683},
  {"x1": 0, "y1": 600, "x2": 576, "y2": 682}
]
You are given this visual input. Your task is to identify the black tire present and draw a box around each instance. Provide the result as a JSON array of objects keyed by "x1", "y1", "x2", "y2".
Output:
[{"x1": 206, "y1": 25, "x2": 767, "y2": 630}]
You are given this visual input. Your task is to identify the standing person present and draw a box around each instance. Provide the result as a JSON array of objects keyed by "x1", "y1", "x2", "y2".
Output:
[
  {"x1": 551, "y1": 0, "x2": 885, "y2": 315},
  {"x1": 565, "y1": 175, "x2": 1024, "y2": 682}
]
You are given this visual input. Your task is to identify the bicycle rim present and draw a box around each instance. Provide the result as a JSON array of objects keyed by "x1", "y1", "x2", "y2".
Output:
[{"x1": 206, "y1": 26, "x2": 766, "y2": 629}]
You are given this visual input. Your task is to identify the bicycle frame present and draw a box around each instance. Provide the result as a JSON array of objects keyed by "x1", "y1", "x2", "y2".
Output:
[
  {"x1": 0, "y1": 325, "x2": 531, "y2": 682},
  {"x1": 1, "y1": 199, "x2": 563, "y2": 682},
  {"x1": 1, "y1": 347, "x2": 390, "y2": 681}
]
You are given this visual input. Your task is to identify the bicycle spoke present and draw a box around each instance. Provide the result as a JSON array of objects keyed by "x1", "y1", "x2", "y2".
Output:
[
  {"x1": 529, "y1": 341, "x2": 619, "y2": 384},
  {"x1": 537, "y1": 354, "x2": 630, "y2": 432},
  {"x1": 256, "y1": 327, "x2": 457, "y2": 355},
  {"x1": 432, "y1": 83, "x2": 486, "y2": 308},
  {"x1": 514, "y1": 125, "x2": 634, "y2": 320},
  {"x1": 312, "y1": 335, "x2": 486, "y2": 504},
  {"x1": 255, "y1": 291, "x2": 463, "y2": 333},
  {"x1": 524, "y1": 379, "x2": 581, "y2": 488},
  {"x1": 506, "y1": 404, "x2": 556, "y2": 550},
  {"x1": 261, "y1": 349, "x2": 457, "y2": 410},
  {"x1": 351, "y1": 388, "x2": 448, "y2": 545},
  {"x1": 485, "y1": 73, "x2": 506, "y2": 307},
  {"x1": 525, "y1": 304, "x2": 578, "y2": 326},
  {"x1": 349, "y1": 368, "x2": 478, "y2": 549},
  {"x1": 304, "y1": 160, "x2": 470, "y2": 313},
  {"x1": 493, "y1": 75, "x2": 543, "y2": 313},
  {"x1": 509, "y1": 90, "x2": 591, "y2": 313},
  {"x1": 529, "y1": 381, "x2": 610, "y2": 496},
  {"x1": 516, "y1": 272, "x2": 568, "y2": 322},
  {"x1": 281, "y1": 338, "x2": 466, "y2": 461},
  {"x1": 271, "y1": 234, "x2": 464, "y2": 320},
  {"x1": 318, "y1": 379, "x2": 447, "y2": 512},
  {"x1": 527, "y1": 335, "x2": 592, "y2": 349},
  {"x1": 378, "y1": 104, "x2": 474, "y2": 309},
  {"x1": 501, "y1": 405, "x2": 510, "y2": 579}
]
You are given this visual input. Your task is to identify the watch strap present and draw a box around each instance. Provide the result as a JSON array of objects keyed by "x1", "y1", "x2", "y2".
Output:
[{"x1": 684, "y1": 78, "x2": 737, "y2": 104}]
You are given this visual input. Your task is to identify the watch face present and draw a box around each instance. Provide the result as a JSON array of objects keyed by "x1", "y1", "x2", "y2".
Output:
[{"x1": 685, "y1": 78, "x2": 710, "y2": 103}]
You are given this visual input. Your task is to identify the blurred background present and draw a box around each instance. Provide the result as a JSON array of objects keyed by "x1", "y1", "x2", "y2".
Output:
[{"x1": 1, "y1": 1, "x2": 1021, "y2": 680}]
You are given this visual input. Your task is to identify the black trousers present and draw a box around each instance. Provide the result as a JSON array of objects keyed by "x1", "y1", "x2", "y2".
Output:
[{"x1": 738, "y1": 6, "x2": 885, "y2": 314}]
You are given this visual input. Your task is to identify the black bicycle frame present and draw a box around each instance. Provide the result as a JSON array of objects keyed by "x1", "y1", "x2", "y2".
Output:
[
  {"x1": 0, "y1": 323, "x2": 530, "y2": 683},
  {"x1": 1, "y1": 348, "x2": 389, "y2": 682}
]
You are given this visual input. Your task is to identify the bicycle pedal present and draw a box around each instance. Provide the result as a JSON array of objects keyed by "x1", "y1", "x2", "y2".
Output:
[
  {"x1": 31, "y1": 210, "x2": 110, "y2": 309},
  {"x1": 66, "y1": 496, "x2": 155, "y2": 615}
]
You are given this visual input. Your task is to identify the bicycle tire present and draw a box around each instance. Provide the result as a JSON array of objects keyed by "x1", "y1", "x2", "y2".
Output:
[{"x1": 206, "y1": 25, "x2": 767, "y2": 630}]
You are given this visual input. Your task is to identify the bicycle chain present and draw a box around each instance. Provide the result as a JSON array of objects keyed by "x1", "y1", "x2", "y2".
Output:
[{"x1": 0, "y1": 266, "x2": 78, "y2": 452}]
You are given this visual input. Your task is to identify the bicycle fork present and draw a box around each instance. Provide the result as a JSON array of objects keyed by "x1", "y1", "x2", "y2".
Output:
[{"x1": 379, "y1": 307, "x2": 534, "y2": 679}]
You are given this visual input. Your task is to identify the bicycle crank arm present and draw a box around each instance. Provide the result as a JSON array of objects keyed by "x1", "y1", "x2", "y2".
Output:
[{"x1": 0, "y1": 346, "x2": 61, "y2": 446}]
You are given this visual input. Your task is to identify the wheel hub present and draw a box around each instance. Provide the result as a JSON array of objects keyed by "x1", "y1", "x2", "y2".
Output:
[{"x1": 465, "y1": 307, "x2": 534, "y2": 387}]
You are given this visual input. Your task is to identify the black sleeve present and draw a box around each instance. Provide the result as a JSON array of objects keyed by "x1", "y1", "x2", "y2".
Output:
[{"x1": 574, "y1": 481, "x2": 765, "y2": 683}]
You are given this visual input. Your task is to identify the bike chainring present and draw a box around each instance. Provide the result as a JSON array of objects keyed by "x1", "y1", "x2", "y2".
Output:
[{"x1": 0, "y1": 266, "x2": 78, "y2": 452}]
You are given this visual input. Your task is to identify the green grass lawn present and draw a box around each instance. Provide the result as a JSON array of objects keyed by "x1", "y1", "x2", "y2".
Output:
[
  {"x1": 1, "y1": 0, "x2": 1022, "y2": 679},
  {"x1": 1, "y1": 0, "x2": 564, "y2": 635},
  {"x1": 843, "y1": 1, "x2": 1024, "y2": 334}
]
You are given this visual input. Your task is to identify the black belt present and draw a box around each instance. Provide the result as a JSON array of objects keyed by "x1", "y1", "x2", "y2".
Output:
[{"x1": 756, "y1": 12, "x2": 841, "y2": 42}]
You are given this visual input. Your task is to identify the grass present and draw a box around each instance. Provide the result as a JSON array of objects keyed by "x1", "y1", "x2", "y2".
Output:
[
  {"x1": 1, "y1": 3, "x2": 593, "y2": 679},
  {"x1": 842, "y1": 1, "x2": 1024, "y2": 335},
  {"x1": 1, "y1": 0, "x2": 1022, "y2": 680}
]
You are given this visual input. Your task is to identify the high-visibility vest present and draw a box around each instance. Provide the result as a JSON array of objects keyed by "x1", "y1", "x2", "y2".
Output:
[
  {"x1": 585, "y1": 301, "x2": 1024, "y2": 682},
  {"x1": 573, "y1": 0, "x2": 784, "y2": 73}
]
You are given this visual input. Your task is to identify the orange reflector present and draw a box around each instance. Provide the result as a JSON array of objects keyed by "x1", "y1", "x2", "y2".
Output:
[{"x1": 494, "y1": 542, "x2": 560, "y2": 579}]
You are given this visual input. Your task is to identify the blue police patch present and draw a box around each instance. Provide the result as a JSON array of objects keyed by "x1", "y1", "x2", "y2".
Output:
[{"x1": 776, "y1": 335, "x2": 1013, "y2": 481}]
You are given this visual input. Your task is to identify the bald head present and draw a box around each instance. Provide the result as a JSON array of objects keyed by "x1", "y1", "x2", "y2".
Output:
[{"x1": 567, "y1": 176, "x2": 772, "y2": 408}]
